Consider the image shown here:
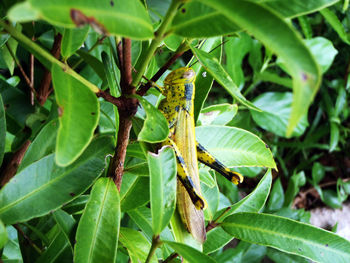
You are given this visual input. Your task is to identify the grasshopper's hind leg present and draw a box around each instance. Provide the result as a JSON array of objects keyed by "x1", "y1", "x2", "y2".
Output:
[
  {"x1": 196, "y1": 142, "x2": 243, "y2": 185},
  {"x1": 164, "y1": 138, "x2": 207, "y2": 210}
]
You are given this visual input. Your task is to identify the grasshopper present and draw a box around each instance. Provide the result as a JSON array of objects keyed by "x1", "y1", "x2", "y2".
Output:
[{"x1": 156, "y1": 67, "x2": 243, "y2": 243}]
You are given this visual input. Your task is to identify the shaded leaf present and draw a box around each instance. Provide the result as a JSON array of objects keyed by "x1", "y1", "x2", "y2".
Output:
[{"x1": 0, "y1": 136, "x2": 113, "y2": 224}]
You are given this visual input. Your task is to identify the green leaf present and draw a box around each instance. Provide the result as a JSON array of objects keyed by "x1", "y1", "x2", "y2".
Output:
[
  {"x1": 74, "y1": 177, "x2": 120, "y2": 263},
  {"x1": 101, "y1": 51, "x2": 121, "y2": 98},
  {"x1": 199, "y1": 0, "x2": 321, "y2": 137},
  {"x1": 0, "y1": 94, "x2": 5, "y2": 166},
  {"x1": 217, "y1": 170, "x2": 272, "y2": 222},
  {"x1": 171, "y1": 2, "x2": 239, "y2": 38},
  {"x1": 222, "y1": 212, "x2": 350, "y2": 263},
  {"x1": 9, "y1": 0, "x2": 153, "y2": 40},
  {"x1": 193, "y1": 37, "x2": 222, "y2": 122},
  {"x1": 263, "y1": 0, "x2": 339, "y2": 18},
  {"x1": 0, "y1": 35, "x2": 19, "y2": 75},
  {"x1": 266, "y1": 178, "x2": 285, "y2": 211},
  {"x1": 284, "y1": 171, "x2": 306, "y2": 207},
  {"x1": 76, "y1": 50, "x2": 105, "y2": 80},
  {"x1": 202, "y1": 179, "x2": 219, "y2": 221},
  {"x1": 225, "y1": 33, "x2": 252, "y2": 89},
  {"x1": 304, "y1": 37, "x2": 338, "y2": 73},
  {"x1": 148, "y1": 146, "x2": 176, "y2": 235},
  {"x1": 312, "y1": 162, "x2": 325, "y2": 185},
  {"x1": 53, "y1": 209, "x2": 76, "y2": 250},
  {"x1": 119, "y1": 227, "x2": 157, "y2": 263},
  {"x1": 0, "y1": 136, "x2": 113, "y2": 224},
  {"x1": 164, "y1": 241, "x2": 217, "y2": 263},
  {"x1": 251, "y1": 92, "x2": 308, "y2": 138},
  {"x1": 196, "y1": 126, "x2": 276, "y2": 168},
  {"x1": 120, "y1": 175, "x2": 150, "y2": 212},
  {"x1": 171, "y1": 0, "x2": 338, "y2": 38},
  {"x1": 52, "y1": 64, "x2": 99, "y2": 166},
  {"x1": 198, "y1": 104, "x2": 237, "y2": 126},
  {"x1": 0, "y1": 220, "x2": 7, "y2": 249},
  {"x1": 61, "y1": 26, "x2": 89, "y2": 59},
  {"x1": 320, "y1": 8, "x2": 350, "y2": 45},
  {"x1": 134, "y1": 95, "x2": 169, "y2": 143},
  {"x1": 19, "y1": 119, "x2": 58, "y2": 171},
  {"x1": 7, "y1": 2, "x2": 40, "y2": 22},
  {"x1": 203, "y1": 227, "x2": 233, "y2": 254},
  {"x1": 267, "y1": 247, "x2": 309, "y2": 263},
  {"x1": 190, "y1": 46, "x2": 260, "y2": 111},
  {"x1": 1, "y1": 226, "x2": 22, "y2": 261}
]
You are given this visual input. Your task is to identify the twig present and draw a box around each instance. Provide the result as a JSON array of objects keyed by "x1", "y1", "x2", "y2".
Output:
[
  {"x1": 137, "y1": 42, "x2": 187, "y2": 96},
  {"x1": 71, "y1": 35, "x2": 106, "y2": 70},
  {"x1": 299, "y1": 178, "x2": 350, "y2": 197},
  {"x1": 145, "y1": 235, "x2": 161, "y2": 263},
  {"x1": 107, "y1": 38, "x2": 138, "y2": 189},
  {"x1": 5, "y1": 41, "x2": 33, "y2": 93},
  {"x1": 205, "y1": 206, "x2": 231, "y2": 232},
  {"x1": 162, "y1": 252, "x2": 179, "y2": 263},
  {"x1": 1, "y1": 140, "x2": 31, "y2": 187},
  {"x1": 30, "y1": 22, "x2": 35, "y2": 105},
  {"x1": 37, "y1": 33, "x2": 62, "y2": 105}
]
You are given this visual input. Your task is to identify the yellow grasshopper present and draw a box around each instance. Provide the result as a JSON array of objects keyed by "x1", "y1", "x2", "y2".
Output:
[{"x1": 155, "y1": 67, "x2": 243, "y2": 243}]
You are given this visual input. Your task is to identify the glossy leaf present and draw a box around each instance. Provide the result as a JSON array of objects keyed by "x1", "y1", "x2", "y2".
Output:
[
  {"x1": 267, "y1": 247, "x2": 309, "y2": 263},
  {"x1": 171, "y1": 2, "x2": 239, "y2": 38},
  {"x1": 199, "y1": 0, "x2": 321, "y2": 137},
  {"x1": 222, "y1": 212, "x2": 350, "y2": 263},
  {"x1": 135, "y1": 95, "x2": 169, "y2": 143},
  {"x1": 120, "y1": 175, "x2": 150, "y2": 212},
  {"x1": 218, "y1": 169, "x2": 272, "y2": 222},
  {"x1": 164, "y1": 241, "x2": 217, "y2": 263},
  {"x1": 191, "y1": 46, "x2": 259, "y2": 111},
  {"x1": 251, "y1": 92, "x2": 308, "y2": 137},
  {"x1": 9, "y1": 0, "x2": 154, "y2": 40},
  {"x1": 203, "y1": 227, "x2": 233, "y2": 254},
  {"x1": 284, "y1": 171, "x2": 306, "y2": 207},
  {"x1": 52, "y1": 64, "x2": 99, "y2": 166},
  {"x1": 225, "y1": 33, "x2": 252, "y2": 89},
  {"x1": 0, "y1": 220, "x2": 7, "y2": 249},
  {"x1": 101, "y1": 51, "x2": 121, "y2": 98},
  {"x1": 1, "y1": 226, "x2": 22, "y2": 261},
  {"x1": 199, "y1": 104, "x2": 237, "y2": 126},
  {"x1": 171, "y1": 0, "x2": 337, "y2": 38},
  {"x1": 320, "y1": 8, "x2": 350, "y2": 45},
  {"x1": 61, "y1": 26, "x2": 89, "y2": 59},
  {"x1": 119, "y1": 227, "x2": 157, "y2": 263},
  {"x1": 263, "y1": 0, "x2": 339, "y2": 18},
  {"x1": 0, "y1": 136, "x2": 113, "y2": 224},
  {"x1": 304, "y1": 37, "x2": 338, "y2": 73},
  {"x1": 0, "y1": 94, "x2": 5, "y2": 166},
  {"x1": 53, "y1": 209, "x2": 76, "y2": 250},
  {"x1": 19, "y1": 119, "x2": 58, "y2": 171},
  {"x1": 74, "y1": 177, "x2": 120, "y2": 263},
  {"x1": 192, "y1": 37, "x2": 222, "y2": 122},
  {"x1": 196, "y1": 126, "x2": 276, "y2": 168},
  {"x1": 266, "y1": 178, "x2": 284, "y2": 211},
  {"x1": 148, "y1": 146, "x2": 176, "y2": 235}
]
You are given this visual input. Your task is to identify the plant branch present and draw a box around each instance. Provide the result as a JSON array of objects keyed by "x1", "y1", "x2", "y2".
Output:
[
  {"x1": 5, "y1": 41, "x2": 33, "y2": 91},
  {"x1": 0, "y1": 19, "x2": 99, "y2": 94},
  {"x1": 37, "y1": 33, "x2": 62, "y2": 105},
  {"x1": 107, "y1": 38, "x2": 138, "y2": 189},
  {"x1": 163, "y1": 252, "x2": 179, "y2": 263},
  {"x1": 132, "y1": 0, "x2": 182, "y2": 87},
  {"x1": 137, "y1": 42, "x2": 188, "y2": 96},
  {"x1": 206, "y1": 206, "x2": 231, "y2": 232},
  {"x1": 0, "y1": 140, "x2": 31, "y2": 187},
  {"x1": 145, "y1": 235, "x2": 161, "y2": 263}
]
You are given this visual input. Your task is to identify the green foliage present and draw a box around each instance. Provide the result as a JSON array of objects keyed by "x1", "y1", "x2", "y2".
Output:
[{"x1": 0, "y1": 0, "x2": 349, "y2": 263}]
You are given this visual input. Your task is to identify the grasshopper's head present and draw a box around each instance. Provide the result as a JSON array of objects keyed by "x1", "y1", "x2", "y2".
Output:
[{"x1": 164, "y1": 67, "x2": 196, "y2": 85}]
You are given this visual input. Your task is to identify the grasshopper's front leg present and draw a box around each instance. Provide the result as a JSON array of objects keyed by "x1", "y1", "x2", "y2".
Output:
[
  {"x1": 164, "y1": 138, "x2": 207, "y2": 210},
  {"x1": 196, "y1": 142, "x2": 243, "y2": 185}
]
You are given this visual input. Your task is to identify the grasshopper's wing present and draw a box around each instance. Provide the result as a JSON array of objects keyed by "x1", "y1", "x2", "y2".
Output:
[{"x1": 173, "y1": 107, "x2": 206, "y2": 243}]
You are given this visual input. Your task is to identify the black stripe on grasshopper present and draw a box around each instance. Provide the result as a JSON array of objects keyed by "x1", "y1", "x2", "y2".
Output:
[{"x1": 196, "y1": 142, "x2": 243, "y2": 185}]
